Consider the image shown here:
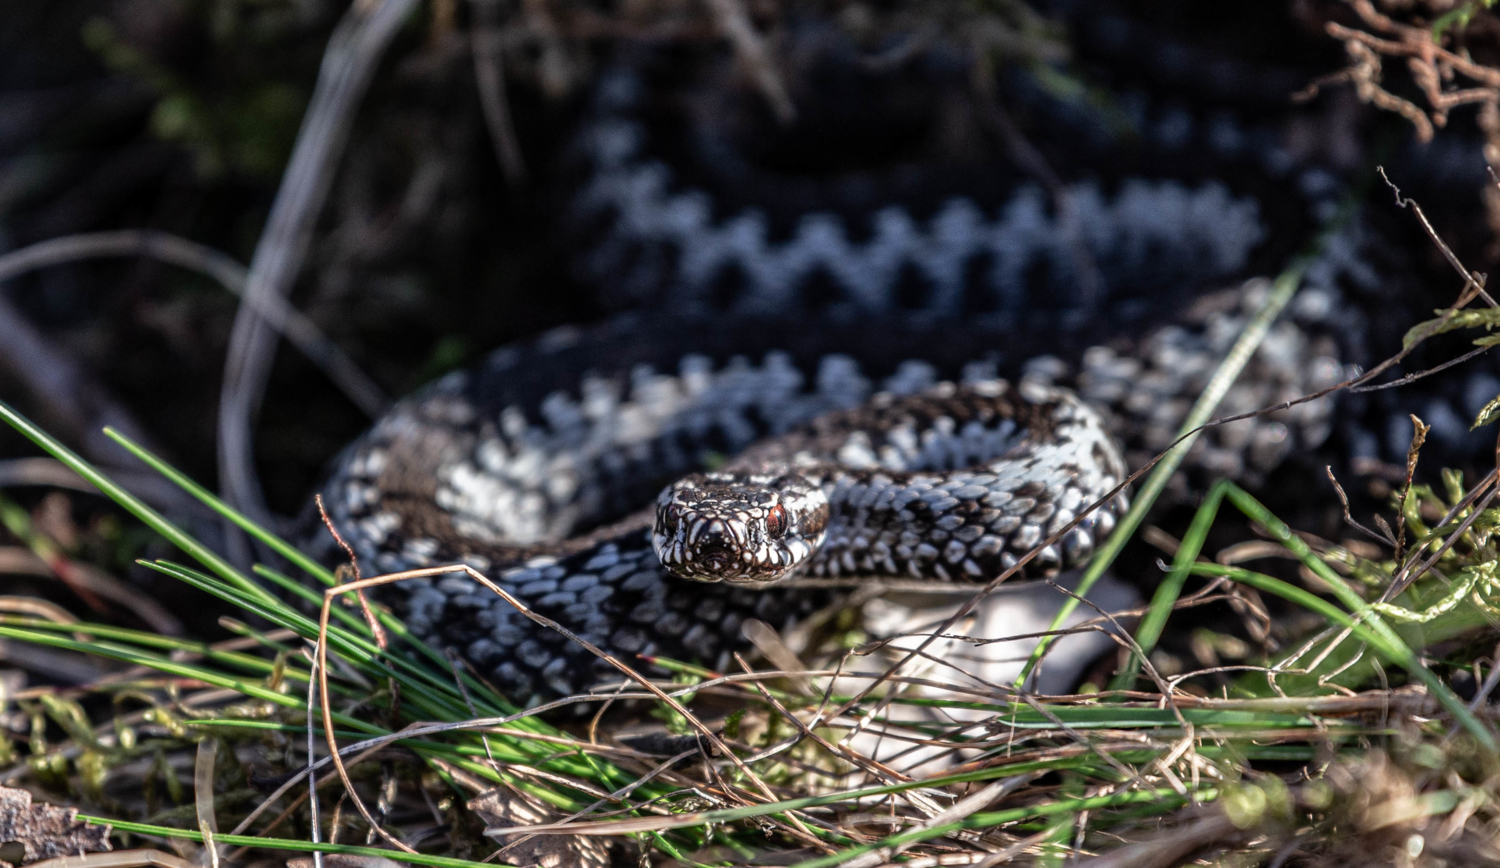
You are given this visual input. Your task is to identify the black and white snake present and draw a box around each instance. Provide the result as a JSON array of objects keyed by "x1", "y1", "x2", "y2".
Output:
[{"x1": 316, "y1": 5, "x2": 1497, "y2": 701}]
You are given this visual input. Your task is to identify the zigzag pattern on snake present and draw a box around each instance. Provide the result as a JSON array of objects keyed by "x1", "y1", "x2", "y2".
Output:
[{"x1": 317, "y1": 6, "x2": 1498, "y2": 702}]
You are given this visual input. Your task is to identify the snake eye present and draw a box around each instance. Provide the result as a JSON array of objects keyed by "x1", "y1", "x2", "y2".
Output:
[
  {"x1": 662, "y1": 503, "x2": 681, "y2": 531},
  {"x1": 765, "y1": 504, "x2": 787, "y2": 539}
]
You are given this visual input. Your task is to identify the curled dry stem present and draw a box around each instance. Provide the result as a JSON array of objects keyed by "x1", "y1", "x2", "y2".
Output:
[{"x1": 1321, "y1": 0, "x2": 1500, "y2": 234}]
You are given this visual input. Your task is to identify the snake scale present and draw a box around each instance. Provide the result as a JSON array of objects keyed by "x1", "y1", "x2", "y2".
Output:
[{"x1": 318, "y1": 3, "x2": 1499, "y2": 702}]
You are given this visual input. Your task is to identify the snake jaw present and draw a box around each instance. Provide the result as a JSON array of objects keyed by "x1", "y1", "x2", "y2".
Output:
[{"x1": 652, "y1": 472, "x2": 829, "y2": 585}]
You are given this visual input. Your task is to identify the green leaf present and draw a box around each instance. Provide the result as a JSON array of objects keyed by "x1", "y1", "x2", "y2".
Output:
[
  {"x1": 1402, "y1": 308, "x2": 1500, "y2": 349},
  {"x1": 1474, "y1": 508, "x2": 1500, "y2": 535},
  {"x1": 1432, "y1": 0, "x2": 1500, "y2": 42},
  {"x1": 1473, "y1": 393, "x2": 1500, "y2": 430}
]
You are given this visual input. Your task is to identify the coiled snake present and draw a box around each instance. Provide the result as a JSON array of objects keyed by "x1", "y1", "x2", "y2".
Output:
[{"x1": 317, "y1": 8, "x2": 1494, "y2": 701}]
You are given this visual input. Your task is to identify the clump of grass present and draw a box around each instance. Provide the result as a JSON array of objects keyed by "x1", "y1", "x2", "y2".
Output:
[
  {"x1": 10, "y1": 0, "x2": 1500, "y2": 861},
  {"x1": 6, "y1": 192, "x2": 1500, "y2": 863},
  {"x1": 2, "y1": 296, "x2": 1500, "y2": 866}
]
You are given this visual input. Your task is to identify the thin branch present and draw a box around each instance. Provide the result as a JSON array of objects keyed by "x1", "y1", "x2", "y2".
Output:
[
  {"x1": 1325, "y1": 465, "x2": 1394, "y2": 545},
  {"x1": 703, "y1": 0, "x2": 795, "y2": 123},
  {"x1": 1347, "y1": 343, "x2": 1495, "y2": 392},
  {"x1": 1322, "y1": 0, "x2": 1500, "y2": 234},
  {"x1": 315, "y1": 492, "x2": 388, "y2": 652}
]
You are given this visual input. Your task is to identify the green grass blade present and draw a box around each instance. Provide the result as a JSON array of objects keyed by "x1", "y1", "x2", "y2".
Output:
[
  {"x1": 103, "y1": 425, "x2": 337, "y2": 586},
  {"x1": 0, "y1": 399, "x2": 276, "y2": 604},
  {"x1": 1188, "y1": 561, "x2": 1494, "y2": 751},
  {"x1": 1016, "y1": 253, "x2": 1313, "y2": 688},
  {"x1": 1110, "y1": 478, "x2": 1232, "y2": 690},
  {"x1": 1216, "y1": 484, "x2": 1498, "y2": 752},
  {"x1": 74, "y1": 817, "x2": 510, "y2": 868},
  {"x1": 0, "y1": 623, "x2": 334, "y2": 719},
  {"x1": 0, "y1": 616, "x2": 291, "y2": 677},
  {"x1": 250, "y1": 564, "x2": 523, "y2": 720},
  {"x1": 787, "y1": 788, "x2": 1200, "y2": 868}
]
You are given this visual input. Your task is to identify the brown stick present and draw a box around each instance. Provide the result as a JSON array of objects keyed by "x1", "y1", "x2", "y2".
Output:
[{"x1": 704, "y1": 0, "x2": 795, "y2": 122}]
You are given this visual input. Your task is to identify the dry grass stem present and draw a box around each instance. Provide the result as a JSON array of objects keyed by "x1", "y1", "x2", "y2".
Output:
[{"x1": 218, "y1": 0, "x2": 419, "y2": 527}]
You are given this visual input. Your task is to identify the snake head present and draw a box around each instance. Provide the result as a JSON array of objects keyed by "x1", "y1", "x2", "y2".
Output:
[{"x1": 652, "y1": 472, "x2": 829, "y2": 585}]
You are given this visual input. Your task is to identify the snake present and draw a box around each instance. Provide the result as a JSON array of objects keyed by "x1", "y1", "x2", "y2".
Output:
[{"x1": 316, "y1": 5, "x2": 1499, "y2": 702}]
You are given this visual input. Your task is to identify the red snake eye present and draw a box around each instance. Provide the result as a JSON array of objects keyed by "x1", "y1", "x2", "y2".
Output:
[{"x1": 765, "y1": 504, "x2": 788, "y2": 539}]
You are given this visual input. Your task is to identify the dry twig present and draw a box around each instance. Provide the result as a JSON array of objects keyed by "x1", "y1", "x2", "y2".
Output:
[
  {"x1": 1318, "y1": 0, "x2": 1500, "y2": 234},
  {"x1": 703, "y1": 0, "x2": 795, "y2": 122}
]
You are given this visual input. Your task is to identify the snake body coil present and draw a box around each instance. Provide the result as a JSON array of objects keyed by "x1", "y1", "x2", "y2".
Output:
[
  {"x1": 318, "y1": 8, "x2": 1498, "y2": 701},
  {"x1": 323, "y1": 304, "x2": 1342, "y2": 699},
  {"x1": 650, "y1": 382, "x2": 1127, "y2": 585}
]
